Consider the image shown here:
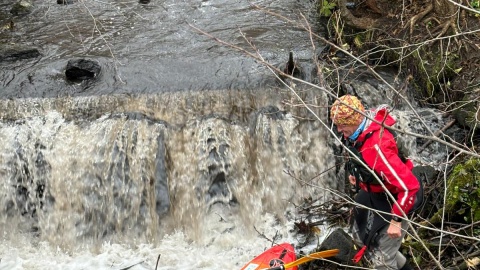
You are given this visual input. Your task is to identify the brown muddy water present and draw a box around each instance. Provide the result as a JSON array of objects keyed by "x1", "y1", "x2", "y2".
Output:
[{"x1": 0, "y1": 1, "x2": 337, "y2": 269}]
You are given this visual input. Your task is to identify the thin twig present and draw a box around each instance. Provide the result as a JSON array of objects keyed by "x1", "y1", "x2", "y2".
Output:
[
  {"x1": 118, "y1": 260, "x2": 145, "y2": 270},
  {"x1": 418, "y1": 119, "x2": 456, "y2": 153},
  {"x1": 155, "y1": 254, "x2": 161, "y2": 270}
]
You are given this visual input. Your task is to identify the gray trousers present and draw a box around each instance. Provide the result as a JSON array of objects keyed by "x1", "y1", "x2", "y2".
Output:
[{"x1": 353, "y1": 219, "x2": 409, "y2": 270}]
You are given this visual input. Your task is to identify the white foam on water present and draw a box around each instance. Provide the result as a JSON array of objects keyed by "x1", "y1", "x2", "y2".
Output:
[{"x1": 0, "y1": 210, "x2": 315, "y2": 270}]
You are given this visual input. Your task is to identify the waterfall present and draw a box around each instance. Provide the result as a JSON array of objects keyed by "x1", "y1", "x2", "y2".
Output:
[{"x1": 0, "y1": 89, "x2": 335, "y2": 251}]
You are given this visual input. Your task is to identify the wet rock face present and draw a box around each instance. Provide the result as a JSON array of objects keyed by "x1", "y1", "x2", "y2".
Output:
[
  {"x1": 194, "y1": 118, "x2": 237, "y2": 207},
  {"x1": 5, "y1": 142, "x2": 53, "y2": 225},
  {"x1": 65, "y1": 59, "x2": 101, "y2": 81}
]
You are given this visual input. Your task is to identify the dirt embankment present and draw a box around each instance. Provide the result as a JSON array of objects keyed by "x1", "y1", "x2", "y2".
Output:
[{"x1": 325, "y1": 0, "x2": 480, "y2": 131}]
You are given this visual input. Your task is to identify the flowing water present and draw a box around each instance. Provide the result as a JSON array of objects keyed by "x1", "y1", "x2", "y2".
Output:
[
  {"x1": 1, "y1": 1, "x2": 333, "y2": 268},
  {"x1": 0, "y1": 1, "x2": 456, "y2": 269},
  {"x1": 0, "y1": 91, "x2": 334, "y2": 270},
  {"x1": 0, "y1": 0, "x2": 319, "y2": 97}
]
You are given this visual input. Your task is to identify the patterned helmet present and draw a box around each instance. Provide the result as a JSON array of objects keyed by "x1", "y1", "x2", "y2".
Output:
[{"x1": 330, "y1": 95, "x2": 365, "y2": 126}]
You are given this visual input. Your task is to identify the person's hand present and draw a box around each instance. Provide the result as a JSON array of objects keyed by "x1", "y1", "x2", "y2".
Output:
[
  {"x1": 387, "y1": 220, "x2": 402, "y2": 238},
  {"x1": 348, "y1": 175, "x2": 356, "y2": 185}
]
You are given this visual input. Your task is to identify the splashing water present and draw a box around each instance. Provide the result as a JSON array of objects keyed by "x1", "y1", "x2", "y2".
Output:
[{"x1": 0, "y1": 90, "x2": 335, "y2": 270}]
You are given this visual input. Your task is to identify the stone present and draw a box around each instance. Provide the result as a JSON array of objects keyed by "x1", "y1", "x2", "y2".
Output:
[
  {"x1": 319, "y1": 228, "x2": 356, "y2": 264},
  {"x1": 10, "y1": 0, "x2": 33, "y2": 16},
  {"x1": 65, "y1": 59, "x2": 101, "y2": 81},
  {"x1": 0, "y1": 44, "x2": 40, "y2": 62},
  {"x1": 57, "y1": 0, "x2": 77, "y2": 5}
]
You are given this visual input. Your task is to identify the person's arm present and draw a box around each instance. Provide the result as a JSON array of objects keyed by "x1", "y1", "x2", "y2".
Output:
[{"x1": 363, "y1": 131, "x2": 420, "y2": 216}]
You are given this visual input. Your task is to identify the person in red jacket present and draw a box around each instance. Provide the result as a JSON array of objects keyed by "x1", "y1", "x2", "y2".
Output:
[{"x1": 330, "y1": 95, "x2": 420, "y2": 270}]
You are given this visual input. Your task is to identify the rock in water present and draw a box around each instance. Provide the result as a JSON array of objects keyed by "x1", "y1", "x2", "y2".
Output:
[
  {"x1": 65, "y1": 59, "x2": 101, "y2": 81},
  {"x1": 10, "y1": 0, "x2": 33, "y2": 16},
  {"x1": 0, "y1": 44, "x2": 40, "y2": 62},
  {"x1": 57, "y1": 0, "x2": 77, "y2": 5}
]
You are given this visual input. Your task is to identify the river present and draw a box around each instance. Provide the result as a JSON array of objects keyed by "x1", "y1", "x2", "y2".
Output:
[
  {"x1": 0, "y1": 0, "x2": 459, "y2": 269},
  {"x1": 0, "y1": 1, "x2": 336, "y2": 269}
]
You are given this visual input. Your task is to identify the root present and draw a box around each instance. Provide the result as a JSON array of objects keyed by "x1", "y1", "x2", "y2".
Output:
[
  {"x1": 431, "y1": 18, "x2": 457, "y2": 38},
  {"x1": 409, "y1": 3, "x2": 433, "y2": 34}
]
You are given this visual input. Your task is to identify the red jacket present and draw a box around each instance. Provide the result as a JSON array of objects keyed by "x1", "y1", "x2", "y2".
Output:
[{"x1": 355, "y1": 108, "x2": 419, "y2": 216}]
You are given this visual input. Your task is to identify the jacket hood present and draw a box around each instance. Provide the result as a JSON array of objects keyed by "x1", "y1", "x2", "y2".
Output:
[{"x1": 358, "y1": 105, "x2": 396, "y2": 140}]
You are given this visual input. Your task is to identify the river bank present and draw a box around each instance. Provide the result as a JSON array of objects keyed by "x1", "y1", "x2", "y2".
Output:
[{"x1": 312, "y1": 1, "x2": 480, "y2": 269}]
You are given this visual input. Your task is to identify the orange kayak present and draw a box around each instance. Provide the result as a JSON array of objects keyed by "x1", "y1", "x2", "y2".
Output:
[{"x1": 240, "y1": 243, "x2": 298, "y2": 270}]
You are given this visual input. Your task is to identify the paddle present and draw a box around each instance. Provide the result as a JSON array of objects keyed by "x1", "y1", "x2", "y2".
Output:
[{"x1": 263, "y1": 249, "x2": 340, "y2": 270}]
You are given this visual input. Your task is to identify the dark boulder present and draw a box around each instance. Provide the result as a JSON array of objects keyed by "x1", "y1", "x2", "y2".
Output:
[
  {"x1": 65, "y1": 59, "x2": 101, "y2": 81},
  {"x1": 319, "y1": 228, "x2": 356, "y2": 264},
  {"x1": 57, "y1": 0, "x2": 77, "y2": 5}
]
